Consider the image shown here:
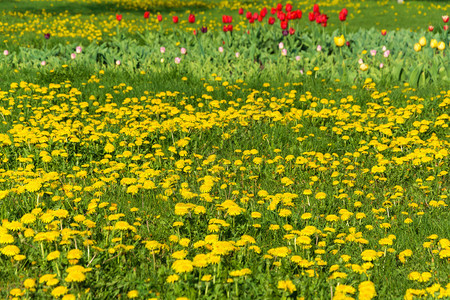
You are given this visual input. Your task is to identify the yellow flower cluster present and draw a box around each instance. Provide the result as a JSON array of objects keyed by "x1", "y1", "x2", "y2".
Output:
[{"x1": 0, "y1": 75, "x2": 448, "y2": 298}]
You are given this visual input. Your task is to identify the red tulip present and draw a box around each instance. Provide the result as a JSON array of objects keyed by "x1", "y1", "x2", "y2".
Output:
[
  {"x1": 227, "y1": 24, "x2": 233, "y2": 32},
  {"x1": 253, "y1": 12, "x2": 259, "y2": 20},
  {"x1": 223, "y1": 25, "x2": 229, "y2": 32},
  {"x1": 313, "y1": 4, "x2": 320, "y2": 14},
  {"x1": 157, "y1": 15, "x2": 162, "y2": 22},
  {"x1": 442, "y1": 15, "x2": 449, "y2": 23},
  {"x1": 261, "y1": 7, "x2": 267, "y2": 17},
  {"x1": 246, "y1": 11, "x2": 252, "y2": 19},
  {"x1": 444, "y1": 25, "x2": 449, "y2": 31},
  {"x1": 341, "y1": 8, "x2": 348, "y2": 17},
  {"x1": 249, "y1": 18, "x2": 255, "y2": 24},
  {"x1": 268, "y1": 16, "x2": 275, "y2": 25},
  {"x1": 276, "y1": 3, "x2": 283, "y2": 11},
  {"x1": 258, "y1": 14, "x2": 264, "y2": 22},
  {"x1": 281, "y1": 20, "x2": 288, "y2": 29},
  {"x1": 286, "y1": 4, "x2": 293, "y2": 13},
  {"x1": 289, "y1": 27, "x2": 295, "y2": 35},
  {"x1": 188, "y1": 14, "x2": 195, "y2": 23},
  {"x1": 222, "y1": 15, "x2": 232, "y2": 23},
  {"x1": 308, "y1": 12, "x2": 315, "y2": 21},
  {"x1": 295, "y1": 10, "x2": 302, "y2": 19},
  {"x1": 339, "y1": 11, "x2": 347, "y2": 21},
  {"x1": 271, "y1": 7, "x2": 276, "y2": 15},
  {"x1": 287, "y1": 12, "x2": 295, "y2": 20},
  {"x1": 144, "y1": 11, "x2": 150, "y2": 19},
  {"x1": 172, "y1": 16, "x2": 179, "y2": 23},
  {"x1": 278, "y1": 11, "x2": 286, "y2": 21},
  {"x1": 116, "y1": 14, "x2": 122, "y2": 22},
  {"x1": 238, "y1": 8, "x2": 244, "y2": 15},
  {"x1": 428, "y1": 25, "x2": 434, "y2": 32}
]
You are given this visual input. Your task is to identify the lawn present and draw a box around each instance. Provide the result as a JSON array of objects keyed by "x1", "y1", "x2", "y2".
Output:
[{"x1": 0, "y1": 0, "x2": 449, "y2": 299}]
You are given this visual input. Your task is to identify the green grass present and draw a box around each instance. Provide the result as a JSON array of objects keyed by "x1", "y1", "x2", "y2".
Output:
[{"x1": 0, "y1": 1, "x2": 449, "y2": 299}]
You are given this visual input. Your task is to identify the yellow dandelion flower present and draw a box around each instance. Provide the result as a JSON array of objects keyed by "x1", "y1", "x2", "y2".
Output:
[
  {"x1": 0, "y1": 233, "x2": 14, "y2": 244},
  {"x1": 10, "y1": 288, "x2": 24, "y2": 297},
  {"x1": 361, "y1": 249, "x2": 378, "y2": 261},
  {"x1": 21, "y1": 213, "x2": 36, "y2": 224},
  {"x1": 171, "y1": 259, "x2": 194, "y2": 273},
  {"x1": 172, "y1": 250, "x2": 188, "y2": 260},
  {"x1": 127, "y1": 290, "x2": 139, "y2": 298},
  {"x1": 5, "y1": 221, "x2": 24, "y2": 231},
  {"x1": 47, "y1": 251, "x2": 61, "y2": 261},
  {"x1": 166, "y1": 274, "x2": 179, "y2": 283},
  {"x1": 51, "y1": 286, "x2": 68, "y2": 298},
  {"x1": 104, "y1": 143, "x2": 115, "y2": 153},
  {"x1": 67, "y1": 249, "x2": 83, "y2": 260},
  {"x1": 1, "y1": 245, "x2": 20, "y2": 256},
  {"x1": 23, "y1": 278, "x2": 36, "y2": 289},
  {"x1": 315, "y1": 192, "x2": 326, "y2": 200},
  {"x1": 277, "y1": 280, "x2": 296, "y2": 293},
  {"x1": 201, "y1": 274, "x2": 212, "y2": 281},
  {"x1": 65, "y1": 271, "x2": 86, "y2": 283}
]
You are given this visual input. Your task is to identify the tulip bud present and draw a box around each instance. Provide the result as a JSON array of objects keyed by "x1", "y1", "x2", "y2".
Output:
[
  {"x1": 334, "y1": 35, "x2": 345, "y2": 47},
  {"x1": 157, "y1": 15, "x2": 162, "y2": 22},
  {"x1": 238, "y1": 8, "x2": 244, "y2": 15},
  {"x1": 428, "y1": 25, "x2": 434, "y2": 32},
  {"x1": 313, "y1": 4, "x2": 320, "y2": 14},
  {"x1": 419, "y1": 37, "x2": 426, "y2": 47},
  {"x1": 430, "y1": 39, "x2": 438, "y2": 48},
  {"x1": 286, "y1": 4, "x2": 292, "y2": 12},
  {"x1": 413, "y1": 43, "x2": 421, "y2": 52},
  {"x1": 381, "y1": 29, "x2": 387, "y2": 36}
]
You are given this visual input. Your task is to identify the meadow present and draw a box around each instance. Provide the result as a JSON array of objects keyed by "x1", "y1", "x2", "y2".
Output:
[{"x1": 0, "y1": 0, "x2": 449, "y2": 299}]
